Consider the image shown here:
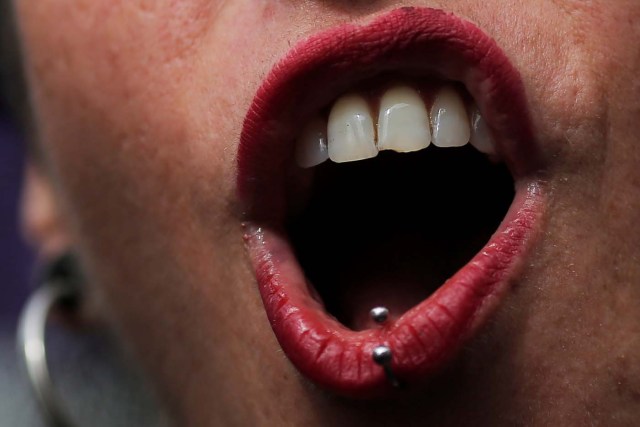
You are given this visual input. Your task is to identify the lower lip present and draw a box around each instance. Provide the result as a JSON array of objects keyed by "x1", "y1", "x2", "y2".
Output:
[{"x1": 244, "y1": 182, "x2": 544, "y2": 397}]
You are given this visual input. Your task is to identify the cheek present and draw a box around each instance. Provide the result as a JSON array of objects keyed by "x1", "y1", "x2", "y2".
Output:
[
  {"x1": 15, "y1": 0, "x2": 286, "y2": 322},
  {"x1": 497, "y1": 1, "x2": 640, "y2": 177},
  {"x1": 17, "y1": 0, "x2": 278, "y2": 227}
]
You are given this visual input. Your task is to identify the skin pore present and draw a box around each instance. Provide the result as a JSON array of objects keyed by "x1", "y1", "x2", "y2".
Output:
[{"x1": 14, "y1": 0, "x2": 640, "y2": 425}]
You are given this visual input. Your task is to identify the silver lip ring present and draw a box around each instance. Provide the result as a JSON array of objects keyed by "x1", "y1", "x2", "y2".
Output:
[{"x1": 17, "y1": 281, "x2": 78, "y2": 427}]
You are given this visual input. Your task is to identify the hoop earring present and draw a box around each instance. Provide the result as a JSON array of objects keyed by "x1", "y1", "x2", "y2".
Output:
[{"x1": 17, "y1": 253, "x2": 82, "y2": 427}]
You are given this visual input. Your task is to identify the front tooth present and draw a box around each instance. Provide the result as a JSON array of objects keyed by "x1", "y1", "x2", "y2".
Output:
[
  {"x1": 378, "y1": 85, "x2": 431, "y2": 153},
  {"x1": 469, "y1": 109, "x2": 496, "y2": 155},
  {"x1": 430, "y1": 86, "x2": 471, "y2": 147},
  {"x1": 328, "y1": 94, "x2": 378, "y2": 163},
  {"x1": 295, "y1": 117, "x2": 329, "y2": 168}
]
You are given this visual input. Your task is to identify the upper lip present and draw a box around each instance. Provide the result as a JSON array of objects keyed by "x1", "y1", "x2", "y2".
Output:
[{"x1": 237, "y1": 7, "x2": 546, "y2": 397}]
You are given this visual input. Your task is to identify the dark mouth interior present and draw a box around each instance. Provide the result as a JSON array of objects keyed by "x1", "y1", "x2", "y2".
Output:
[{"x1": 286, "y1": 146, "x2": 514, "y2": 331}]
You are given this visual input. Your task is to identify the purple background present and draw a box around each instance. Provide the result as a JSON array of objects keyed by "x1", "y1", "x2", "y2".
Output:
[{"x1": 0, "y1": 104, "x2": 32, "y2": 321}]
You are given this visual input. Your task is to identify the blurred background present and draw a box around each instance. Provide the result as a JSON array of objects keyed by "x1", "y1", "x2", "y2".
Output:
[
  {"x1": 1, "y1": 5, "x2": 166, "y2": 425},
  {"x1": 0, "y1": 0, "x2": 34, "y2": 379},
  {"x1": 0, "y1": 102, "x2": 31, "y2": 318},
  {"x1": 0, "y1": 87, "x2": 41, "y2": 426}
]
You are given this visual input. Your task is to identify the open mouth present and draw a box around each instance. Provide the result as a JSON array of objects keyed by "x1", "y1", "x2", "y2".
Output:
[
  {"x1": 238, "y1": 7, "x2": 546, "y2": 397},
  {"x1": 288, "y1": 81, "x2": 513, "y2": 331}
]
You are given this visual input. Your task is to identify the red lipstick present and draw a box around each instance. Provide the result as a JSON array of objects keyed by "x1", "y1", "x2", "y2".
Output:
[{"x1": 238, "y1": 7, "x2": 545, "y2": 397}]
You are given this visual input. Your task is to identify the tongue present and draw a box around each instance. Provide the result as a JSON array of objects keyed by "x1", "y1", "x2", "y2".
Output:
[
  {"x1": 336, "y1": 270, "x2": 435, "y2": 331},
  {"x1": 316, "y1": 231, "x2": 474, "y2": 331}
]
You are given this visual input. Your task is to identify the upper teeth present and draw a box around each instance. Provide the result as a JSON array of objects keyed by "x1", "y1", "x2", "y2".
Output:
[
  {"x1": 295, "y1": 83, "x2": 497, "y2": 167},
  {"x1": 430, "y1": 85, "x2": 471, "y2": 148},
  {"x1": 469, "y1": 108, "x2": 496, "y2": 155},
  {"x1": 295, "y1": 117, "x2": 329, "y2": 168},
  {"x1": 378, "y1": 85, "x2": 431, "y2": 153},
  {"x1": 327, "y1": 94, "x2": 378, "y2": 163}
]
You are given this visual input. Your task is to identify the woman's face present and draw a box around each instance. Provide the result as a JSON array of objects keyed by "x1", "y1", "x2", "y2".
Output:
[{"x1": 16, "y1": 0, "x2": 640, "y2": 425}]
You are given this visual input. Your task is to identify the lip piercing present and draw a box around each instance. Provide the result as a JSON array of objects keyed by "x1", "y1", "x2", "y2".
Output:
[
  {"x1": 370, "y1": 306, "x2": 389, "y2": 324},
  {"x1": 372, "y1": 345, "x2": 400, "y2": 388}
]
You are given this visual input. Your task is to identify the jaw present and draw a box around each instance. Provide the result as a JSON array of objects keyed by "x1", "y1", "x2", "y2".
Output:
[{"x1": 238, "y1": 7, "x2": 547, "y2": 397}]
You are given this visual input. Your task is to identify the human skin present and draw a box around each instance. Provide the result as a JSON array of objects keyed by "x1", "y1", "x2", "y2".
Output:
[{"x1": 14, "y1": 0, "x2": 640, "y2": 425}]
